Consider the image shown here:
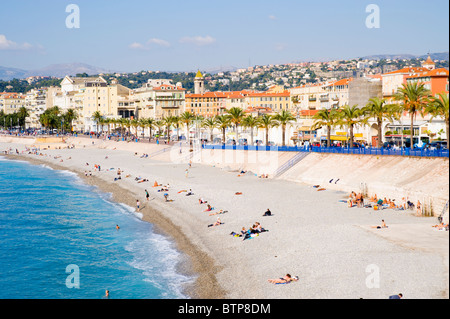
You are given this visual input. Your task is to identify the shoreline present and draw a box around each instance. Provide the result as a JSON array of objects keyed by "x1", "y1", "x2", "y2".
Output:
[
  {"x1": 3, "y1": 153, "x2": 226, "y2": 299},
  {"x1": 1, "y1": 137, "x2": 448, "y2": 299}
]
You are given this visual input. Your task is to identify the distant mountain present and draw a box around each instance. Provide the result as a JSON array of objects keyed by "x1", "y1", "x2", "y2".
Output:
[
  {"x1": 27, "y1": 63, "x2": 115, "y2": 78},
  {"x1": 0, "y1": 63, "x2": 115, "y2": 81},
  {"x1": 361, "y1": 52, "x2": 449, "y2": 61},
  {"x1": 418, "y1": 52, "x2": 449, "y2": 61},
  {"x1": 0, "y1": 66, "x2": 28, "y2": 81}
]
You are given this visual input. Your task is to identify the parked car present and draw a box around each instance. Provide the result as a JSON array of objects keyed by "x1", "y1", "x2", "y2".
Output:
[
  {"x1": 213, "y1": 137, "x2": 222, "y2": 144},
  {"x1": 428, "y1": 141, "x2": 448, "y2": 150},
  {"x1": 238, "y1": 138, "x2": 248, "y2": 146},
  {"x1": 226, "y1": 139, "x2": 236, "y2": 145}
]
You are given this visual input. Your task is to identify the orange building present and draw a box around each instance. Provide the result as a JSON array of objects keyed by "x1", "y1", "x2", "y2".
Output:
[
  {"x1": 406, "y1": 68, "x2": 449, "y2": 96},
  {"x1": 185, "y1": 91, "x2": 229, "y2": 117}
]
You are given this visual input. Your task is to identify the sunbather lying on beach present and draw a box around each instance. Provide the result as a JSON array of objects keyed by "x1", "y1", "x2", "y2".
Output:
[
  {"x1": 203, "y1": 204, "x2": 214, "y2": 212},
  {"x1": 207, "y1": 218, "x2": 223, "y2": 227},
  {"x1": 268, "y1": 274, "x2": 299, "y2": 284},
  {"x1": 209, "y1": 210, "x2": 228, "y2": 216},
  {"x1": 432, "y1": 223, "x2": 449, "y2": 230},
  {"x1": 371, "y1": 220, "x2": 388, "y2": 229},
  {"x1": 199, "y1": 198, "x2": 207, "y2": 204}
]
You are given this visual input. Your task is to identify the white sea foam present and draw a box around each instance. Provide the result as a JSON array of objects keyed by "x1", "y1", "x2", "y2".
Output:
[{"x1": 125, "y1": 232, "x2": 195, "y2": 299}]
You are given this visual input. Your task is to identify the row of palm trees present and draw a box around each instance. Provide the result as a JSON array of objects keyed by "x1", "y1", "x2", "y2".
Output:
[
  {"x1": 311, "y1": 82, "x2": 449, "y2": 150},
  {"x1": 90, "y1": 108, "x2": 297, "y2": 146}
]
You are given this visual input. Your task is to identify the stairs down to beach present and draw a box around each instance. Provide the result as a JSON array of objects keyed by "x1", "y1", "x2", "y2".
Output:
[
  {"x1": 435, "y1": 198, "x2": 449, "y2": 224},
  {"x1": 273, "y1": 151, "x2": 311, "y2": 178}
]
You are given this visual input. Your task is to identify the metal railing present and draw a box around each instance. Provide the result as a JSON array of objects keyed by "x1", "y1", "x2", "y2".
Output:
[
  {"x1": 310, "y1": 146, "x2": 449, "y2": 158},
  {"x1": 200, "y1": 143, "x2": 449, "y2": 158}
]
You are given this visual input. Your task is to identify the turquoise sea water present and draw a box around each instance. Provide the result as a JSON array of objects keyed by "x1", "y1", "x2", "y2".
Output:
[{"x1": 0, "y1": 156, "x2": 193, "y2": 299}]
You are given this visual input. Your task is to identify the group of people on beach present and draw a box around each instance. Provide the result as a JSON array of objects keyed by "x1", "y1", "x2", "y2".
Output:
[
  {"x1": 346, "y1": 191, "x2": 424, "y2": 215},
  {"x1": 230, "y1": 221, "x2": 269, "y2": 241}
]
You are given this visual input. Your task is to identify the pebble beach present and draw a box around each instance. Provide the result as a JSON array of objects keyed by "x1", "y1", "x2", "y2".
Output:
[{"x1": 1, "y1": 136, "x2": 448, "y2": 299}]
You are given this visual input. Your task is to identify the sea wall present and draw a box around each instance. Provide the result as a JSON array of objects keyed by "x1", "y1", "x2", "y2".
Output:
[{"x1": 278, "y1": 152, "x2": 449, "y2": 222}]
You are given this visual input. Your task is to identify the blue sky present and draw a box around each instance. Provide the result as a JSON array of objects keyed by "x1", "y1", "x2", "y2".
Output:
[{"x1": 0, "y1": 0, "x2": 448, "y2": 72}]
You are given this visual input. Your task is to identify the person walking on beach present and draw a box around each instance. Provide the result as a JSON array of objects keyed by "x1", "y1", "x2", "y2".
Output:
[
  {"x1": 136, "y1": 200, "x2": 141, "y2": 212},
  {"x1": 185, "y1": 168, "x2": 189, "y2": 178},
  {"x1": 145, "y1": 189, "x2": 149, "y2": 201}
]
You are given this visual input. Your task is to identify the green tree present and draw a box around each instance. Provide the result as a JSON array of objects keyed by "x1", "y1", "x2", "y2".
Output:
[
  {"x1": 426, "y1": 93, "x2": 449, "y2": 143},
  {"x1": 274, "y1": 110, "x2": 296, "y2": 146},
  {"x1": 336, "y1": 105, "x2": 366, "y2": 148},
  {"x1": 226, "y1": 107, "x2": 245, "y2": 141},
  {"x1": 214, "y1": 114, "x2": 231, "y2": 144},
  {"x1": 258, "y1": 114, "x2": 277, "y2": 146},
  {"x1": 17, "y1": 106, "x2": 29, "y2": 131},
  {"x1": 180, "y1": 111, "x2": 195, "y2": 142},
  {"x1": 63, "y1": 108, "x2": 78, "y2": 133},
  {"x1": 311, "y1": 108, "x2": 339, "y2": 147},
  {"x1": 242, "y1": 115, "x2": 259, "y2": 146},
  {"x1": 92, "y1": 111, "x2": 103, "y2": 134},
  {"x1": 202, "y1": 117, "x2": 217, "y2": 142},
  {"x1": 363, "y1": 98, "x2": 398, "y2": 147},
  {"x1": 394, "y1": 82, "x2": 431, "y2": 150},
  {"x1": 162, "y1": 116, "x2": 173, "y2": 142}
]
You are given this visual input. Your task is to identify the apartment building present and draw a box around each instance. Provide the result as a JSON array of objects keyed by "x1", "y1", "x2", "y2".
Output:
[
  {"x1": 0, "y1": 92, "x2": 26, "y2": 115},
  {"x1": 245, "y1": 88, "x2": 291, "y2": 112},
  {"x1": 185, "y1": 91, "x2": 228, "y2": 117},
  {"x1": 133, "y1": 80, "x2": 186, "y2": 120},
  {"x1": 24, "y1": 89, "x2": 48, "y2": 128}
]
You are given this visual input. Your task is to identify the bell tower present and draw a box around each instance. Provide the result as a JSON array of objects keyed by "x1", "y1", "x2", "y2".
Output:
[{"x1": 194, "y1": 70, "x2": 205, "y2": 94}]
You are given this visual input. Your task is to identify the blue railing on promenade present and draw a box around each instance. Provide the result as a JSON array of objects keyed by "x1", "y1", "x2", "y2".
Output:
[
  {"x1": 201, "y1": 144, "x2": 449, "y2": 158},
  {"x1": 310, "y1": 146, "x2": 449, "y2": 158}
]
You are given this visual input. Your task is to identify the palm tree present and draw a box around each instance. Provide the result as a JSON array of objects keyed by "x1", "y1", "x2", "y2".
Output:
[
  {"x1": 202, "y1": 117, "x2": 217, "y2": 143},
  {"x1": 394, "y1": 82, "x2": 431, "y2": 150},
  {"x1": 154, "y1": 120, "x2": 165, "y2": 138},
  {"x1": 363, "y1": 97, "x2": 398, "y2": 148},
  {"x1": 131, "y1": 118, "x2": 139, "y2": 137},
  {"x1": 63, "y1": 108, "x2": 78, "y2": 133},
  {"x1": 226, "y1": 107, "x2": 245, "y2": 142},
  {"x1": 139, "y1": 118, "x2": 151, "y2": 139},
  {"x1": 215, "y1": 114, "x2": 231, "y2": 144},
  {"x1": 426, "y1": 93, "x2": 449, "y2": 143},
  {"x1": 17, "y1": 106, "x2": 29, "y2": 131},
  {"x1": 336, "y1": 105, "x2": 366, "y2": 148},
  {"x1": 98, "y1": 118, "x2": 107, "y2": 134},
  {"x1": 180, "y1": 111, "x2": 195, "y2": 143},
  {"x1": 274, "y1": 110, "x2": 296, "y2": 146},
  {"x1": 162, "y1": 116, "x2": 173, "y2": 142},
  {"x1": 92, "y1": 111, "x2": 102, "y2": 134},
  {"x1": 123, "y1": 118, "x2": 132, "y2": 136},
  {"x1": 171, "y1": 115, "x2": 181, "y2": 141},
  {"x1": 311, "y1": 108, "x2": 339, "y2": 148},
  {"x1": 258, "y1": 114, "x2": 277, "y2": 146},
  {"x1": 242, "y1": 115, "x2": 259, "y2": 146}
]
